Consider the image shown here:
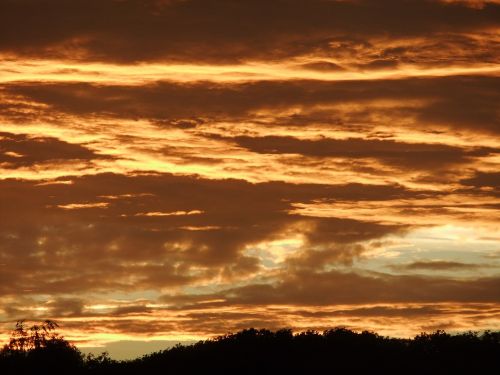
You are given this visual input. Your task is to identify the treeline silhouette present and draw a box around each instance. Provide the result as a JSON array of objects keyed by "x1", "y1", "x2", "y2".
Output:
[{"x1": 1, "y1": 321, "x2": 499, "y2": 374}]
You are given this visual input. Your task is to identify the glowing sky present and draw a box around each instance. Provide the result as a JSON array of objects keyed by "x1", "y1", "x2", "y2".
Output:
[{"x1": 0, "y1": 0, "x2": 499, "y2": 359}]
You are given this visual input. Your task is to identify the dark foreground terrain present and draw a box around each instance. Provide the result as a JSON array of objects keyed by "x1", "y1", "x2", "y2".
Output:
[{"x1": 1, "y1": 322, "x2": 499, "y2": 374}]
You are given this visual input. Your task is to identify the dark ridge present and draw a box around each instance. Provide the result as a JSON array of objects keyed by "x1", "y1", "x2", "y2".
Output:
[{"x1": 1, "y1": 322, "x2": 499, "y2": 374}]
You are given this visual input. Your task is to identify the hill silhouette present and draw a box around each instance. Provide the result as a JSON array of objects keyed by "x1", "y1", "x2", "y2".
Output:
[{"x1": 1, "y1": 321, "x2": 499, "y2": 374}]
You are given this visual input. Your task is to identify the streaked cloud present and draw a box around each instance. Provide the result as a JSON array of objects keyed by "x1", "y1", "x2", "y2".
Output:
[
  {"x1": 1, "y1": 0, "x2": 498, "y2": 64},
  {"x1": 0, "y1": 0, "x2": 498, "y2": 359}
]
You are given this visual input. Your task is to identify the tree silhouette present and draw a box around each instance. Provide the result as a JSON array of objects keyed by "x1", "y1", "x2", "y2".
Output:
[
  {"x1": 1, "y1": 320, "x2": 84, "y2": 374},
  {"x1": 6, "y1": 319, "x2": 61, "y2": 352},
  {"x1": 1, "y1": 324, "x2": 500, "y2": 374}
]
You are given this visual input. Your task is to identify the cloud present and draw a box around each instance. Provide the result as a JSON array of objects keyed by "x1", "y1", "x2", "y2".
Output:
[
  {"x1": 46, "y1": 298, "x2": 86, "y2": 317},
  {"x1": 0, "y1": 0, "x2": 499, "y2": 346},
  {"x1": 0, "y1": 173, "x2": 412, "y2": 297},
  {"x1": 0, "y1": 0, "x2": 498, "y2": 63},
  {"x1": 5, "y1": 75, "x2": 499, "y2": 133},
  {"x1": 299, "y1": 61, "x2": 346, "y2": 72},
  {"x1": 163, "y1": 270, "x2": 500, "y2": 306},
  {"x1": 0, "y1": 132, "x2": 108, "y2": 168},
  {"x1": 388, "y1": 260, "x2": 488, "y2": 271},
  {"x1": 217, "y1": 135, "x2": 497, "y2": 170},
  {"x1": 460, "y1": 172, "x2": 500, "y2": 196}
]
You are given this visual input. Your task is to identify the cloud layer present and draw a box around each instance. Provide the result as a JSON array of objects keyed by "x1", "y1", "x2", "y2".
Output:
[{"x1": 0, "y1": 0, "x2": 499, "y2": 357}]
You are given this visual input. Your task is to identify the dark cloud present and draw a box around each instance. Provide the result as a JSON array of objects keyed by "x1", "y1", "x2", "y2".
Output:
[
  {"x1": 5, "y1": 75, "x2": 499, "y2": 133},
  {"x1": 376, "y1": 33, "x2": 500, "y2": 67},
  {"x1": 388, "y1": 260, "x2": 488, "y2": 271},
  {"x1": 216, "y1": 134, "x2": 497, "y2": 170},
  {"x1": 461, "y1": 172, "x2": 500, "y2": 187},
  {"x1": 0, "y1": 132, "x2": 107, "y2": 168},
  {"x1": 111, "y1": 305, "x2": 153, "y2": 316},
  {"x1": 284, "y1": 220, "x2": 411, "y2": 270},
  {"x1": 46, "y1": 298, "x2": 86, "y2": 317},
  {"x1": 0, "y1": 0, "x2": 498, "y2": 63},
  {"x1": 0, "y1": 173, "x2": 413, "y2": 296},
  {"x1": 299, "y1": 61, "x2": 346, "y2": 72},
  {"x1": 356, "y1": 59, "x2": 399, "y2": 70},
  {"x1": 323, "y1": 305, "x2": 445, "y2": 318},
  {"x1": 163, "y1": 270, "x2": 500, "y2": 306},
  {"x1": 460, "y1": 172, "x2": 500, "y2": 197}
]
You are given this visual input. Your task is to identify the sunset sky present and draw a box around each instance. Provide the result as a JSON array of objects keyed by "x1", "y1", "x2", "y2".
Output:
[{"x1": 0, "y1": 0, "x2": 499, "y2": 359}]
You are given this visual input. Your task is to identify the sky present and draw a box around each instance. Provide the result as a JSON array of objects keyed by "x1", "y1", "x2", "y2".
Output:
[{"x1": 0, "y1": 0, "x2": 499, "y2": 360}]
